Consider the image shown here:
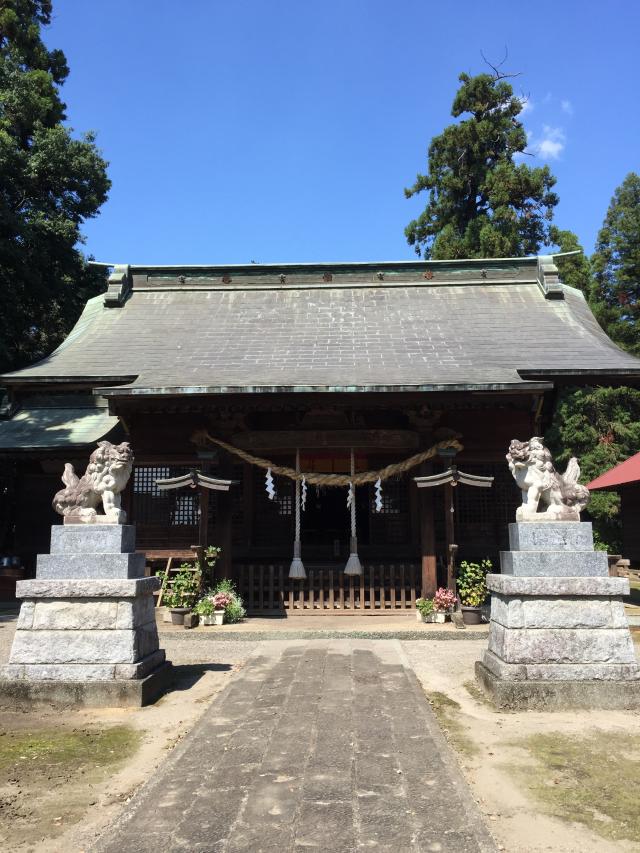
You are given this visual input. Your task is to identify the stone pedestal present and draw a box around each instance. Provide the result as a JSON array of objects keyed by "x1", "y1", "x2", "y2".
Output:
[
  {"x1": 476, "y1": 522, "x2": 640, "y2": 709},
  {"x1": 0, "y1": 525, "x2": 171, "y2": 707}
]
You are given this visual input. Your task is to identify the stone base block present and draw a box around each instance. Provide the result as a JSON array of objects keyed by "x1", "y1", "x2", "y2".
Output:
[
  {"x1": 500, "y1": 550, "x2": 608, "y2": 577},
  {"x1": 488, "y1": 622, "x2": 637, "y2": 665},
  {"x1": 490, "y1": 593, "x2": 628, "y2": 629},
  {"x1": 9, "y1": 621, "x2": 160, "y2": 665},
  {"x1": 487, "y1": 575, "x2": 630, "y2": 597},
  {"x1": 0, "y1": 662, "x2": 173, "y2": 708},
  {"x1": 481, "y1": 649, "x2": 640, "y2": 682},
  {"x1": 2, "y1": 649, "x2": 166, "y2": 682},
  {"x1": 50, "y1": 524, "x2": 136, "y2": 555},
  {"x1": 16, "y1": 577, "x2": 160, "y2": 599},
  {"x1": 36, "y1": 551, "x2": 145, "y2": 580},
  {"x1": 475, "y1": 661, "x2": 640, "y2": 710},
  {"x1": 508, "y1": 521, "x2": 593, "y2": 552}
]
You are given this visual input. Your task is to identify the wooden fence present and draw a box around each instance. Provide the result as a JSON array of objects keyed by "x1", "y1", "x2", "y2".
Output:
[{"x1": 235, "y1": 563, "x2": 419, "y2": 615}]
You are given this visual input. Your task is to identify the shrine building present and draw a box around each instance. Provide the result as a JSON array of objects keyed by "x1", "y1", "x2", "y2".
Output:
[{"x1": 1, "y1": 255, "x2": 639, "y2": 614}]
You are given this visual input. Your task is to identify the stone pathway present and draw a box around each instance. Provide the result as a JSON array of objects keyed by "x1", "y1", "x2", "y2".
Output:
[{"x1": 93, "y1": 640, "x2": 496, "y2": 853}]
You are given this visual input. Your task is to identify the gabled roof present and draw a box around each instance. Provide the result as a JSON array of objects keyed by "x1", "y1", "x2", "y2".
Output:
[
  {"x1": 588, "y1": 453, "x2": 640, "y2": 490},
  {"x1": 3, "y1": 255, "x2": 640, "y2": 396}
]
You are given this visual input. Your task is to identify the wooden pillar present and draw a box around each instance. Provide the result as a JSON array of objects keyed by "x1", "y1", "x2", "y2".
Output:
[
  {"x1": 213, "y1": 452, "x2": 233, "y2": 579},
  {"x1": 444, "y1": 483, "x2": 456, "y2": 591},
  {"x1": 419, "y1": 467, "x2": 437, "y2": 597},
  {"x1": 198, "y1": 486, "x2": 209, "y2": 550}
]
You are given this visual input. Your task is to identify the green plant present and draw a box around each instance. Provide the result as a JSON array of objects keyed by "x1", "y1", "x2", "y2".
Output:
[
  {"x1": 456, "y1": 559, "x2": 491, "y2": 607},
  {"x1": 212, "y1": 579, "x2": 246, "y2": 623},
  {"x1": 163, "y1": 565, "x2": 201, "y2": 609},
  {"x1": 416, "y1": 597, "x2": 434, "y2": 617}
]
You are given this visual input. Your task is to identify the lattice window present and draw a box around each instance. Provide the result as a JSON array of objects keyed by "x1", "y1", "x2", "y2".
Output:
[
  {"x1": 252, "y1": 469, "x2": 293, "y2": 548},
  {"x1": 132, "y1": 466, "x2": 200, "y2": 527},
  {"x1": 369, "y1": 478, "x2": 409, "y2": 545}
]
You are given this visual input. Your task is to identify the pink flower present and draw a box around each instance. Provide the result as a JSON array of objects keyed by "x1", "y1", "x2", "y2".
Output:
[
  {"x1": 433, "y1": 587, "x2": 457, "y2": 611},
  {"x1": 212, "y1": 592, "x2": 232, "y2": 609}
]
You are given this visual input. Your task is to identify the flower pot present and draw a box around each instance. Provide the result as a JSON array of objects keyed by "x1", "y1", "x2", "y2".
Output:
[
  {"x1": 201, "y1": 614, "x2": 215, "y2": 626},
  {"x1": 461, "y1": 605, "x2": 482, "y2": 625},
  {"x1": 214, "y1": 609, "x2": 225, "y2": 626},
  {"x1": 433, "y1": 611, "x2": 447, "y2": 623},
  {"x1": 169, "y1": 607, "x2": 190, "y2": 625}
]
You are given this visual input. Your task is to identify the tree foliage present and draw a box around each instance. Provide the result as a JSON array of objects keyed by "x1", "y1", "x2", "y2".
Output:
[
  {"x1": 0, "y1": 0, "x2": 110, "y2": 374},
  {"x1": 590, "y1": 173, "x2": 640, "y2": 357},
  {"x1": 404, "y1": 71, "x2": 558, "y2": 259},
  {"x1": 545, "y1": 386, "x2": 640, "y2": 552}
]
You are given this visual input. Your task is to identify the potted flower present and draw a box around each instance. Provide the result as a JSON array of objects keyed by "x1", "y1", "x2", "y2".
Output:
[
  {"x1": 164, "y1": 565, "x2": 201, "y2": 625},
  {"x1": 456, "y1": 559, "x2": 491, "y2": 624},
  {"x1": 194, "y1": 594, "x2": 216, "y2": 625},
  {"x1": 211, "y1": 591, "x2": 233, "y2": 625},
  {"x1": 433, "y1": 587, "x2": 457, "y2": 623},
  {"x1": 416, "y1": 597, "x2": 435, "y2": 623}
]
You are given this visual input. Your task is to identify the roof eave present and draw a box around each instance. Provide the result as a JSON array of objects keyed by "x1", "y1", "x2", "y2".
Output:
[{"x1": 94, "y1": 381, "x2": 554, "y2": 397}]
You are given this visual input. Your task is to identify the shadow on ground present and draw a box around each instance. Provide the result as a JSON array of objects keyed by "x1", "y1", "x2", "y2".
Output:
[{"x1": 169, "y1": 662, "x2": 234, "y2": 692}]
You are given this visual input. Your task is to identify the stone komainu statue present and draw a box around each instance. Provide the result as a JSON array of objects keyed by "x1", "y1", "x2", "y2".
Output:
[
  {"x1": 507, "y1": 437, "x2": 590, "y2": 522},
  {"x1": 52, "y1": 441, "x2": 133, "y2": 524}
]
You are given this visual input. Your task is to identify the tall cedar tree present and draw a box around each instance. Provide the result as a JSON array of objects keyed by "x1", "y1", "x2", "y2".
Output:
[
  {"x1": 591, "y1": 172, "x2": 640, "y2": 357},
  {"x1": 0, "y1": 0, "x2": 110, "y2": 374},
  {"x1": 545, "y1": 180, "x2": 640, "y2": 552},
  {"x1": 404, "y1": 72, "x2": 558, "y2": 258}
]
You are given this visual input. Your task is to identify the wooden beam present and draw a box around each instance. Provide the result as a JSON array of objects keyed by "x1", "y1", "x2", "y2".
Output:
[
  {"x1": 419, "y1": 468, "x2": 437, "y2": 598},
  {"x1": 231, "y1": 429, "x2": 419, "y2": 451}
]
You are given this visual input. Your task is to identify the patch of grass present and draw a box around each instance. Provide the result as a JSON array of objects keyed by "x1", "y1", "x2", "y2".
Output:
[
  {"x1": 0, "y1": 725, "x2": 140, "y2": 773},
  {"x1": 426, "y1": 691, "x2": 479, "y2": 758},
  {"x1": 510, "y1": 731, "x2": 640, "y2": 843},
  {"x1": 463, "y1": 679, "x2": 496, "y2": 709}
]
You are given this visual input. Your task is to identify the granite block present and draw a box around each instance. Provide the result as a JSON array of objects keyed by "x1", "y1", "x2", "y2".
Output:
[
  {"x1": 3, "y1": 663, "x2": 116, "y2": 681},
  {"x1": 9, "y1": 628, "x2": 147, "y2": 665},
  {"x1": 476, "y1": 661, "x2": 640, "y2": 710},
  {"x1": 500, "y1": 550, "x2": 608, "y2": 577},
  {"x1": 16, "y1": 577, "x2": 160, "y2": 599},
  {"x1": 487, "y1": 574, "x2": 630, "y2": 597},
  {"x1": 487, "y1": 623, "x2": 637, "y2": 665},
  {"x1": 490, "y1": 594, "x2": 629, "y2": 630},
  {"x1": 36, "y1": 552, "x2": 145, "y2": 580},
  {"x1": 32, "y1": 600, "x2": 119, "y2": 630},
  {"x1": 116, "y1": 596, "x2": 156, "y2": 629},
  {"x1": 508, "y1": 522, "x2": 593, "y2": 552},
  {"x1": 50, "y1": 524, "x2": 136, "y2": 555},
  {"x1": 481, "y1": 649, "x2": 640, "y2": 682}
]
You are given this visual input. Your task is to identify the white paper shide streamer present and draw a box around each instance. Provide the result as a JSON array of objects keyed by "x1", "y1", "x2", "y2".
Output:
[
  {"x1": 265, "y1": 467, "x2": 275, "y2": 500},
  {"x1": 374, "y1": 478, "x2": 383, "y2": 513}
]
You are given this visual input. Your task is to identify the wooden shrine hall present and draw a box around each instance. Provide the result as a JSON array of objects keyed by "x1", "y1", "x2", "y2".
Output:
[{"x1": 1, "y1": 255, "x2": 639, "y2": 614}]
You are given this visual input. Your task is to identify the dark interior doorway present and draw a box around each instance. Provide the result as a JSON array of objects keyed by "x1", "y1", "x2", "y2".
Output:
[{"x1": 302, "y1": 485, "x2": 369, "y2": 559}]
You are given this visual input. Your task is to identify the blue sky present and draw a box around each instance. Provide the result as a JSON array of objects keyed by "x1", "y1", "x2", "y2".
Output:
[{"x1": 47, "y1": 0, "x2": 639, "y2": 265}]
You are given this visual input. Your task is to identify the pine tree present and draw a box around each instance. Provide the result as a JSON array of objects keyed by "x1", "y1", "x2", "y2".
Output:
[
  {"x1": 591, "y1": 173, "x2": 640, "y2": 357},
  {"x1": 404, "y1": 71, "x2": 558, "y2": 259},
  {"x1": 0, "y1": 0, "x2": 110, "y2": 374}
]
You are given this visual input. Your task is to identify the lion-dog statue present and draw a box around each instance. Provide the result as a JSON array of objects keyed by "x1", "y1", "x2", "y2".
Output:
[
  {"x1": 52, "y1": 441, "x2": 133, "y2": 524},
  {"x1": 507, "y1": 437, "x2": 590, "y2": 522}
]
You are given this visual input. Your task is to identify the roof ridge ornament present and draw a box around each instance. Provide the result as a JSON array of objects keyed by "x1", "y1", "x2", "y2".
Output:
[
  {"x1": 537, "y1": 255, "x2": 564, "y2": 300},
  {"x1": 104, "y1": 264, "x2": 132, "y2": 307}
]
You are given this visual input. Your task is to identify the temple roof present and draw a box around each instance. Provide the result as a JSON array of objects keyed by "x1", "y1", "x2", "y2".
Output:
[
  {"x1": 3, "y1": 256, "x2": 640, "y2": 395},
  {"x1": 587, "y1": 453, "x2": 640, "y2": 491}
]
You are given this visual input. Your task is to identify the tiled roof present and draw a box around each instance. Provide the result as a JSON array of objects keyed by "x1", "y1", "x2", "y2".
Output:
[{"x1": 3, "y1": 257, "x2": 639, "y2": 394}]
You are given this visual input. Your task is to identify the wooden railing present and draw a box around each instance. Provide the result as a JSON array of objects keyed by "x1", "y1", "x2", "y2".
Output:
[{"x1": 235, "y1": 563, "x2": 419, "y2": 615}]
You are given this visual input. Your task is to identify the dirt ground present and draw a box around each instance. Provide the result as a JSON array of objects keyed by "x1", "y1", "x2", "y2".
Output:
[
  {"x1": 0, "y1": 614, "x2": 256, "y2": 853},
  {"x1": 1, "y1": 611, "x2": 640, "y2": 852},
  {"x1": 403, "y1": 635, "x2": 640, "y2": 853}
]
